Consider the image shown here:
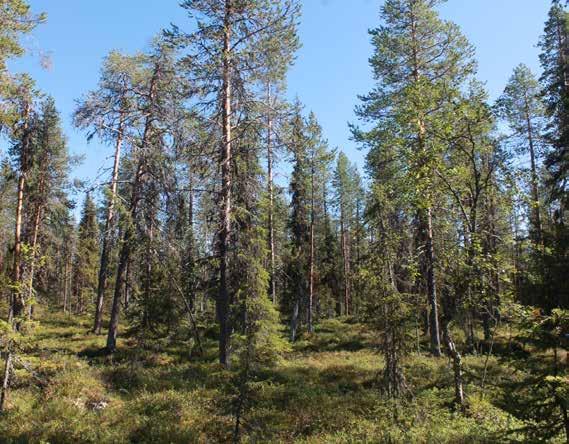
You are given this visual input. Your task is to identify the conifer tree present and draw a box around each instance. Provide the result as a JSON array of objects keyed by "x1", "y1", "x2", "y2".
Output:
[
  {"x1": 353, "y1": 0, "x2": 476, "y2": 356},
  {"x1": 497, "y1": 65, "x2": 546, "y2": 246},
  {"x1": 172, "y1": 0, "x2": 300, "y2": 365},
  {"x1": 74, "y1": 51, "x2": 138, "y2": 333},
  {"x1": 73, "y1": 194, "x2": 99, "y2": 314},
  {"x1": 333, "y1": 152, "x2": 359, "y2": 317},
  {"x1": 287, "y1": 102, "x2": 310, "y2": 341},
  {"x1": 540, "y1": 0, "x2": 569, "y2": 203}
]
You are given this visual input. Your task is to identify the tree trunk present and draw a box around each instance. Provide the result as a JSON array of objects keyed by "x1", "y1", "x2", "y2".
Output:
[
  {"x1": 9, "y1": 100, "x2": 32, "y2": 328},
  {"x1": 266, "y1": 82, "x2": 277, "y2": 305},
  {"x1": 0, "y1": 347, "x2": 12, "y2": 413},
  {"x1": 340, "y1": 205, "x2": 350, "y2": 316},
  {"x1": 217, "y1": 0, "x2": 233, "y2": 367},
  {"x1": 26, "y1": 203, "x2": 44, "y2": 321},
  {"x1": 524, "y1": 100, "x2": 543, "y2": 246},
  {"x1": 424, "y1": 207, "x2": 442, "y2": 356},
  {"x1": 443, "y1": 323, "x2": 465, "y2": 409},
  {"x1": 106, "y1": 159, "x2": 143, "y2": 352},
  {"x1": 106, "y1": 68, "x2": 158, "y2": 353},
  {"x1": 94, "y1": 117, "x2": 124, "y2": 333},
  {"x1": 308, "y1": 156, "x2": 315, "y2": 332}
]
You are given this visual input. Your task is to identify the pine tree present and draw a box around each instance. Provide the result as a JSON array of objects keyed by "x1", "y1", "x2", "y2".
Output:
[
  {"x1": 353, "y1": 0, "x2": 476, "y2": 357},
  {"x1": 497, "y1": 64, "x2": 546, "y2": 246},
  {"x1": 74, "y1": 51, "x2": 138, "y2": 333},
  {"x1": 0, "y1": 0, "x2": 45, "y2": 127}
]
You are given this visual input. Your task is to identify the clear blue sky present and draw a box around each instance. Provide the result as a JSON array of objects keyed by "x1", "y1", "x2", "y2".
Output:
[{"x1": 6, "y1": 0, "x2": 551, "y2": 215}]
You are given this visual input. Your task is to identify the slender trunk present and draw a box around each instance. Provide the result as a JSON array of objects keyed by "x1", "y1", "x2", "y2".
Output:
[
  {"x1": 26, "y1": 204, "x2": 43, "y2": 320},
  {"x1": 266, "y1": 82, "x2": 277, "y2": 305},
  {"x1": 9, "y1": 101, "x2": 32, "y2": 328},
  {"x1": 94, "y1": 118, "x2": 124, "y2": 333},
  {"x1": 106, "y1": 159, "x2": 144, "y2": 352},
  {"x1": 217, "y1": 0, "x2": 233, "y2": 367},
  {"x1": 290, "y1": 295, "x2": 300, "y2": 342},
  {"x1": 524, "y1": 101, "x2": 543, "y2": 246},
  {"x1": 424, "y1": 207, "x2": 442, "y2": 356},
  {"x1": 0, "y1": 347, "x2": 12, "y2": 413},
  {"x1": 63, "y1": 258, "x2": 69, "y2": 313},
  {"x1": 106, "y1": 69, "x2": 158, "y2": 352},
  {"x1": 308, "y1": 155, "x2": 315, "y2": 332},
  {"x1": 186, "y1": 170, "x2": 196, "y2": 313},
  {"x1": 10, "y1": 175, "x2": 25, "y2": 322},
  {"x1": 124, "y1": 256, "x2": 131, "y2": 310},
  {"x1": 340, "y1": 209, "x2": 350, "y2": 316}
]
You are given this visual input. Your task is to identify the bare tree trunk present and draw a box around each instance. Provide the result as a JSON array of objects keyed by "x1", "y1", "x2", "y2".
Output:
[
  {"x1": 524, "y1": 101, "x2": 543, "y2": 246},
  {"x1": 443, "y1": 323, "x2": 465, "y2": 409},
  {"x1": 26, "y1": 204, "x2": 43, "y2": 320},
  {"x1": 217, "y1": 0, "x2": 233, "y2": 367},
  {"x1": 94, "y1": 118, "x2": 124, "y2": 333},
  {"x1": 424, "y1": 207, "x2": 442, "y2": 356},
  {"x1": 0, "y1": 347, "x2": 12, "y2": 413},
  {"x1": 308, "y1": 154, "x2": 315, "y2": 332},
  {"x1": 340, "y1": 211, "x2": 350, "y2": 316}
]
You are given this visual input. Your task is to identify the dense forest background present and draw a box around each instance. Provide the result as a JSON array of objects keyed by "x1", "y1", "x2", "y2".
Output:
[{"x1": 0, "y1": 0, "x2": 568, "y2": 442}]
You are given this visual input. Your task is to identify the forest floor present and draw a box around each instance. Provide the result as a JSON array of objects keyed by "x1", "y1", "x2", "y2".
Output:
[{"x1": 0, "y1": 307, "x2": 555, "y2": 443}]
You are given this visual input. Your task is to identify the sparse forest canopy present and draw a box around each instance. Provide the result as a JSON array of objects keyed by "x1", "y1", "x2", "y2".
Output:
[{"x1": 0, "y1": 0, "x2": 568, "y2": 442}]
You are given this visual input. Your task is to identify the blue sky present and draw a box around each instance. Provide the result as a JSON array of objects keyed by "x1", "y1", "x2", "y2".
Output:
[{"x1": 6, "y1": 0, "x2": 551, "y2": 214}]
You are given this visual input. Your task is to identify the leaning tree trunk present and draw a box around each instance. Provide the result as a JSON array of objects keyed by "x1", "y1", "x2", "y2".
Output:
[
  {"x1": 106, "y1": 159, "x2": 144, "y2": 352},
  {"x1": 94, "y1": 117, "x2": 124, "y2": 334},
  {"x1": 106, "y1": 69, "x2": 158, "y2": 353}
]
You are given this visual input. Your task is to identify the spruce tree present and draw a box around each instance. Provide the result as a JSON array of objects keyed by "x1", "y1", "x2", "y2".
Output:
[
  {"x1": 172, "y1": 0, "x2": 300, "y2": 365},
  {"x1": 73, "y1": 194, "x2": 99, "y2": 314}
]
